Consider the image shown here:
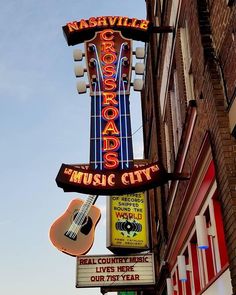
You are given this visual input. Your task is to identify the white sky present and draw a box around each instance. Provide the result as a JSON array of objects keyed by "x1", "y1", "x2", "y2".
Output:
[{"x1": 0, "y1": 1, "x2": 146, "y2": 295}]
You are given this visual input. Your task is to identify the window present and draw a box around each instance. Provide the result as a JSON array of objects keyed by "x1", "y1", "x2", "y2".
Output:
[
  {"x1": 195, "y1": 198, "x2": 229, "y2": 289},
  {"x1": 180, "y1": 21, "x2": 195, "y2": 102},
  {"x1": 160, "y1": 0, "x2": 164, "y2": 11},
  {"x1": 153, "y1": 0, "x2": 157, "y2": 16},
  {"x1": 170, "y1": 70, "x2": 183, "y2": 156},
  {"x1": 154, "y1": 0, "x2": 164, "y2": 15},
  {"x1": 170, "y1": 189, "x2": 229, "y2": 294}
]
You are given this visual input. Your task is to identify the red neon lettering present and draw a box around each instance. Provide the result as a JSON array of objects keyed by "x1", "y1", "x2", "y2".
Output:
[
  {"x1": 97, "y1": 16, "x2": 108, "y2": 27},
  {"x1": 101, "y1": 41, "x2": 116, "y2": 53},
  {"x1": 67, "y1": 17, "x2": 149, "y2": 33},
  {"x1": 67, "y1": 21, "x2": 79, "y2": 32},
  {"x1": 139, "y1": 20, "x2": 149, "y2": 30},
  {"x1": 101, "y1": 52, "x2": 117, "y2": 64},
  {"x1": 102, "y1": 120, "x2": 119, "y2": 135},
  {"x1": 131, "y1": 18, "x2": 139, "y2": 28},
  {"x1": 88, "y1": 17, "x2": 97, "y2": 27},
  {"x1": 79, "y1": 19, "x2": 89, "y2": 30},
  {"x1": 103, "y1": 78, "x2": 116, "y2": 91},
  {"x1": 102, "y1": 65, "x2": 116, "y2": 77},
  {"x1": 102, "y1": 106, "x2": 119, "y2": 120},
  {"x1": 98, "y1": 28, "x2": 121, "y2": 170},
  {"x1": 103, "y1": 136, "x2": 120, "y2": 151},
  {"x1": 107, "y1": 16, "x2": 118, "y2": 26},
  {"x1": 117, "y1": 16, "x2": 123, "y2": 26},
  {"x1": 102, "y1": 92, "x2": 118, "y2": 106},
  {"x1": 104, "y1": 152, "x2": 119, "y2": 169},
  {"x1": 100, "y1": 29, "x2": 114, "y2": 41},
  {"x1": 123, "y1": 17, "x2": 129, "y2": 27}
]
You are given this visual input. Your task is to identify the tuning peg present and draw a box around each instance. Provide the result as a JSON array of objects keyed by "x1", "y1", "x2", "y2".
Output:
[
  {"x1": 73, "y1": 49, "x2": 84, "y2": 61},
  {"x1": 76, "y1": 80, "x2": 89, "y2": 94},
  {"x1": 134, "y1": 47, "x2": 145, "y2": 59},
  {"x1": 74, "y1": 65, "x2": 87, "y2": 77},
  {"x1": 134, "y1": 63, "x2": 145, "y2": 75},
  {"x1": 133, "y1": 79, "x2": 144, "y2": 91}
]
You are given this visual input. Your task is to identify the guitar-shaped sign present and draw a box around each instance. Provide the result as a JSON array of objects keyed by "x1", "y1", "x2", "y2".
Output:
[
  {"x1": 50, "y1": 28, "x2": 134, "y2": 255},
  {"x1": 49, "y1": 195, "x2": 100, "y2": 256}
]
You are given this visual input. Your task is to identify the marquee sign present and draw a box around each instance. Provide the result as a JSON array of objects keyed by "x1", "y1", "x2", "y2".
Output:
[
  {"x1": 76, "y1": 253, "x2": 155, "y2": 288},
  {"x1": 56, "y1": 161, "x2": 172, "y2": 195}
]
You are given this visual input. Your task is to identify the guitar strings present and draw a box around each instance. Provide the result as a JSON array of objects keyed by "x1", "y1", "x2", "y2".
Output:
[
  {"x1": 98, "y1": 64, "x2": 103, "y2": 170},
  {"x1": 67, "y1": 196, "x2": 95, "y2": 239},
  {"x1": 70, "y1": 197, "x2": 94, "y2": 229},
  {"x1": 116, "y1": 43, "x2": 132, "y2": 169},
  {"x1": 93, "y1": 57, "x2": 103, "y2": 170},
  {"x1": 122, "y1": 78, "x2": 130, "y2": 168},
  {"x1": 67, "y1": 203, "x2": 92, "y2": 239},
  {"x1": 92, "y1": 44, "x2": 103, "y2": 78},
  {"x1": 118, "y1": 57, "x2": 128, "y2": 169},
  {"x1": 89, "y1": 44, "x2": 104, "y2": 170},
  {"x1": 115, "y1": 42, "x2": 126, "y2": 81},
  {"x1": 67, "y1": 201, "x2": 90, "y2": 238},
  {"x1": 91, "y1": 42, "x2": 131, "y2": 170},
  {"x1": 92, "y1": 68, "x2": 98, "y2": 169}
]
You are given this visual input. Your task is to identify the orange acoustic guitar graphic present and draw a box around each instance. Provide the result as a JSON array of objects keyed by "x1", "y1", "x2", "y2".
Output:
[{"x1": 49, "y1": 195, "x2": 101, "y2": 256}]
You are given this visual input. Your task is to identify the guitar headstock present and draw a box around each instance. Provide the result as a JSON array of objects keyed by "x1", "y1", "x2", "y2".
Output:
[{"x1": 84, "y1": 29, "x2": 133, "y2": 96}]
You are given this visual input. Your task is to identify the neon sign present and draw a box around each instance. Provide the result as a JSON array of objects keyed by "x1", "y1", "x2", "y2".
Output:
[
  {"x1": 63, "y1": 16, "x2": 151, "y2": 45},
  {"x1": 87, "y1": 30, "x2": 133, "y2": 171},
  {"x1": 101, "y1": 30, "x2": 120, "y2": 169},
  {"x1": 56, "y1": 162, "x2": 172, "y2": 195},
  {"x1": 56, "y1": 17, "x2": 184, "y2": 195},
  {"x1": 67, "y1": 17, "x2": 149, "y2": 32}
]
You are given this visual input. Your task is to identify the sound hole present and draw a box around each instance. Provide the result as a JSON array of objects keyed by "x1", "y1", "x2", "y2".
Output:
[
  {"x1": 72, "y1": 212, "x2": 93, "y2": 235},
  {"x1": 81, "y1": 216, "x2": 93, "y2": 235}
]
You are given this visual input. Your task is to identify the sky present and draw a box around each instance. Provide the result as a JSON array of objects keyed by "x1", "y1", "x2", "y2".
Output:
[{"x1": 0, "y1": 1, "x2": 146, "y2": 295}]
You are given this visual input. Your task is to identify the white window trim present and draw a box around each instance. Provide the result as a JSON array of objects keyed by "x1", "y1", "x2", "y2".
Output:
[
  {"x1": 159, "y1": 0, "x2": 182, "y2": 115},
  {"x1": 164, "y1": 122, "x2": 172, "y2": 173},
  {"x1": 180, "y1": 24, "x2": 195, "y2": 102}
]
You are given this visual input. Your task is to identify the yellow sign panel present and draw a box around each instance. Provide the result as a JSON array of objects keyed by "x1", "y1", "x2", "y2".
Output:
[{"x1": 108, "y1": 192, "x2": 149, "y2": 251}]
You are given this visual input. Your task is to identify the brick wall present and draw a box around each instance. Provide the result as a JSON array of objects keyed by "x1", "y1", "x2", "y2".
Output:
[
  {"x1": 143, "y1": 0, "x2": 236, "y2": 294},
  {"x1": 194, "y1": 2, "x2": 236, "y2": 291}
]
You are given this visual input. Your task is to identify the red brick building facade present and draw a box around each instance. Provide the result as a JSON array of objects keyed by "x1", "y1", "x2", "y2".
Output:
[{"x1": 142, "y1": 0, "x2": 236, "y2": 294}]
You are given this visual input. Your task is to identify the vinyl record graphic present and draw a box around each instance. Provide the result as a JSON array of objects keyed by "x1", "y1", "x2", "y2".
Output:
[{"x1": 115, "y1": 219, "x2": 142, "y2": 237}]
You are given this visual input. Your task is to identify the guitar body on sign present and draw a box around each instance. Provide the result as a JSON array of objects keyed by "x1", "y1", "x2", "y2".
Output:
[{"x1": 49, "y1": 197, "x2": 101, "y2": 256}]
